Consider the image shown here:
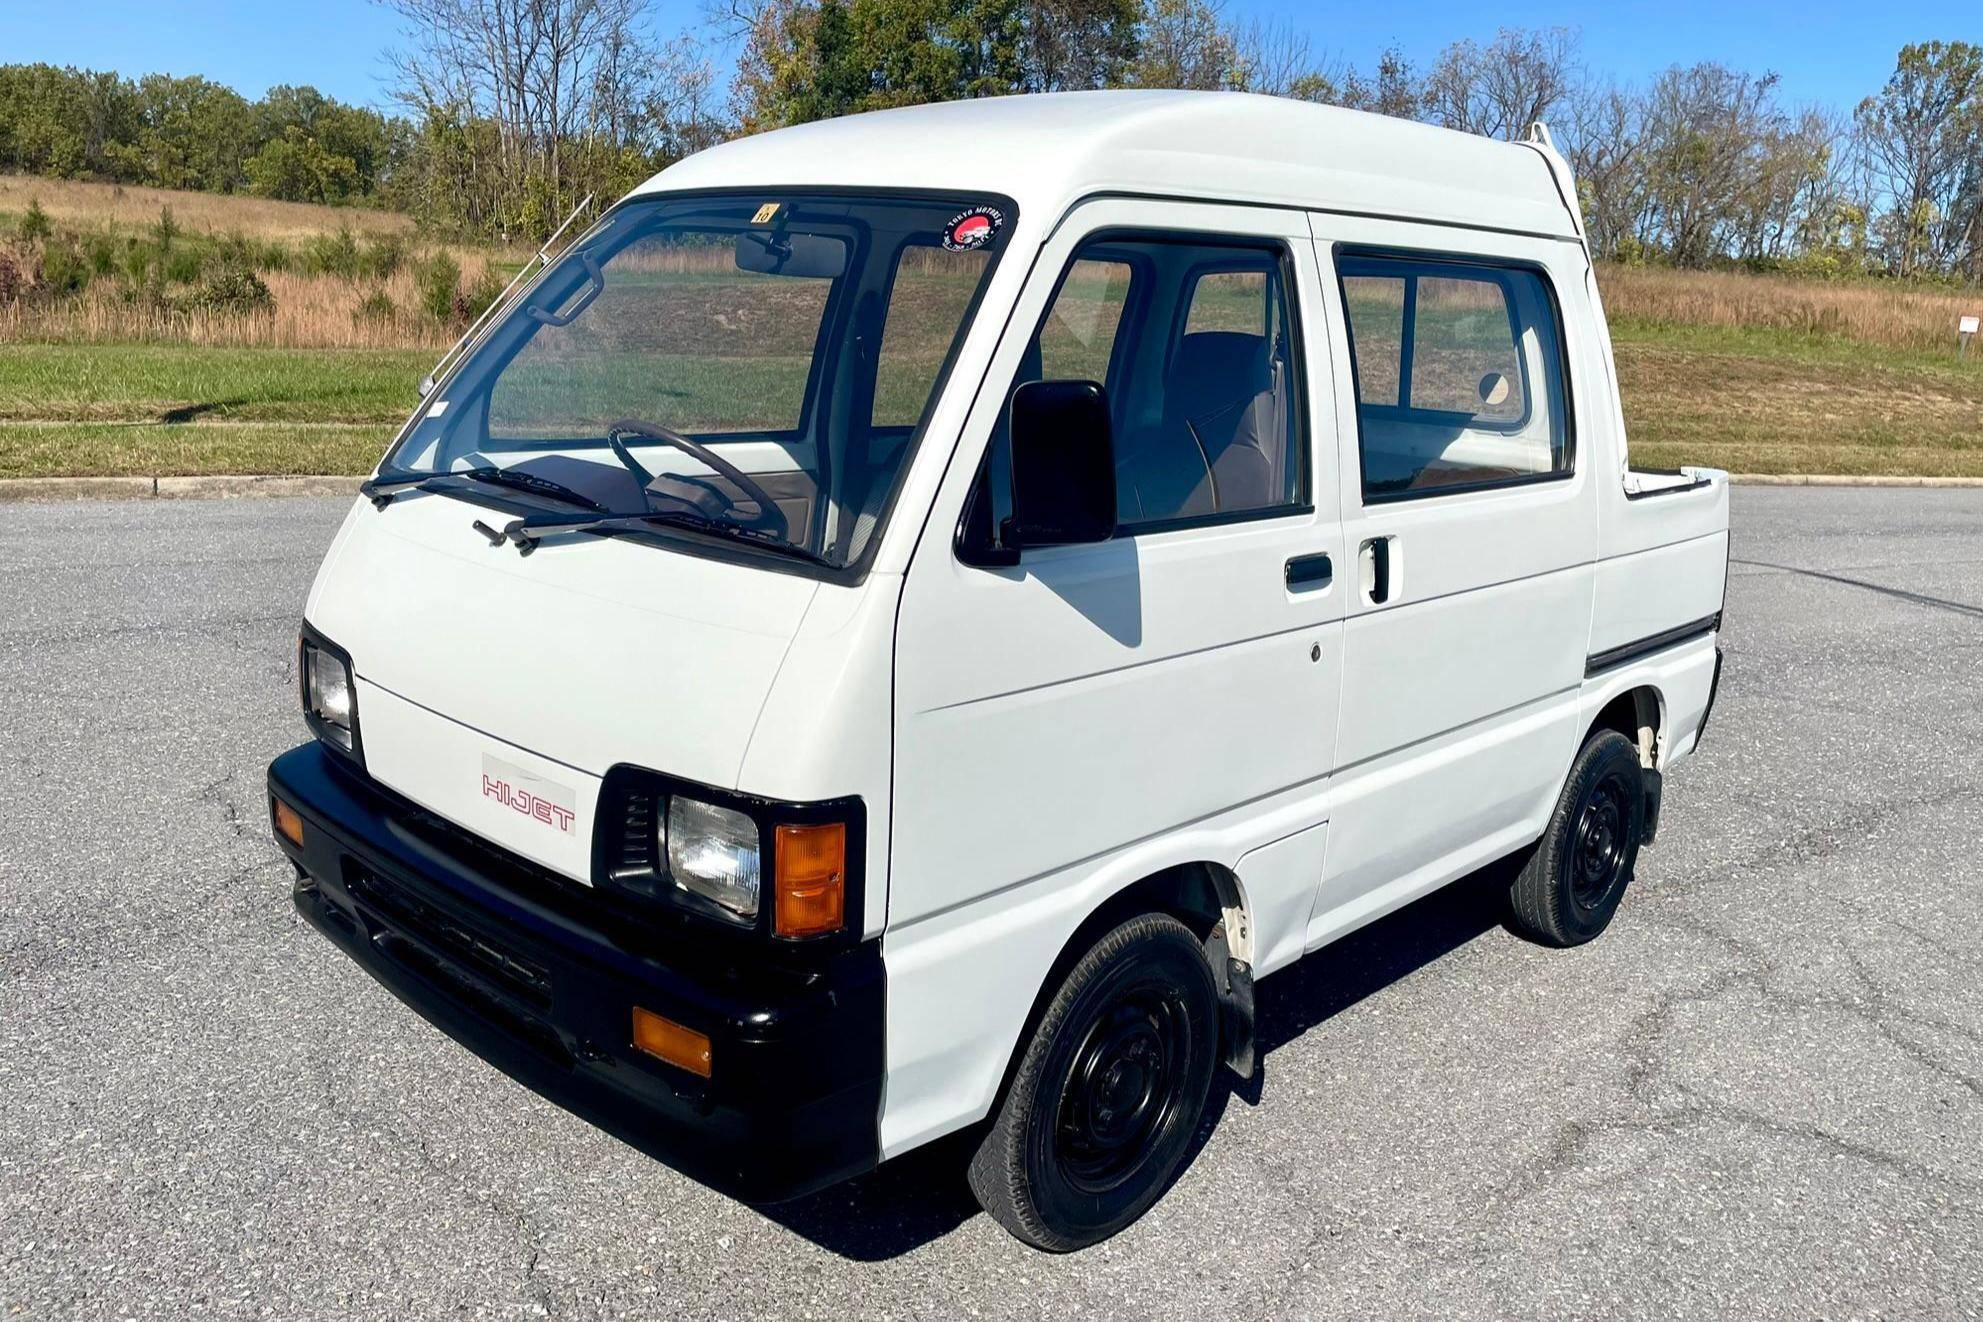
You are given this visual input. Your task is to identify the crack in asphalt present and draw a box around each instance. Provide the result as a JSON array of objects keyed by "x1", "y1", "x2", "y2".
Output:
[
  {"x1": 1731, "y1": 558, "x2": 1983, "y2": 618},
  {"x1": 308, "y1": 1058, "x2": 569, "y2": 1320}
]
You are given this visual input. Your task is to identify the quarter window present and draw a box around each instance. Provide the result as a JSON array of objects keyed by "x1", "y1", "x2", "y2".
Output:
[
  {"x1": 1001, "y1": 236, "x2": 1305, "y2": 529},
  {"x1": 1338, "y1": 253, "x2": 1569, "y2": 500},
  {"x1": 872, "y1": 245, "x2": 991, "y2": 428}
]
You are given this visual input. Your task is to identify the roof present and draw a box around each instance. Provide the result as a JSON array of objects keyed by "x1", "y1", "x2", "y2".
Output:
[{"x1": 634, "y1": 90, "x2": 1581, "y2": 241}]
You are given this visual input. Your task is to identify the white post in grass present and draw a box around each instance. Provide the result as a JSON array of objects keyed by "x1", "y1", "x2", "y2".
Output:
[{"x1": 1962, "y1": 314, "x2": 1979, "y2": 359}]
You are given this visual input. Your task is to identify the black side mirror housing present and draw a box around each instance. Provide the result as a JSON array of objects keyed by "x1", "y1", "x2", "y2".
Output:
[{"x1": 1004, "y1": 379, "x2": 1116, "y2": 551}]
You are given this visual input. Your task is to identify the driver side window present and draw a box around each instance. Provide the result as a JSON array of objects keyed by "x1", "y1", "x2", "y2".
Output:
[{"x1": 987, "y1": 233, "x2": 1306, "y2": 534}]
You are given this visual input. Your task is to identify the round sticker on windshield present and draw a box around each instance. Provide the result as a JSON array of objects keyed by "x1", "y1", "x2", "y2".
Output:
[{"x1": 942, "y1": 206, "x2": 1004, "y2": 252}]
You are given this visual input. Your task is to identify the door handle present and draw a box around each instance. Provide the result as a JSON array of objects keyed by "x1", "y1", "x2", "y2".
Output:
[
  {"x1": 1285, "y1": 552, "x2": 1332, "y2": 591},
  {"x1": 1360, "y1": 536, "x2": 1396, "y2": 605}
]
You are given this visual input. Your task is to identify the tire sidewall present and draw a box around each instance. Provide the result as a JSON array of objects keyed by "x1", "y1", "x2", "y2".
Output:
[
  {"x1": 1015, "y1": 920, "x2": 1218, "y2": 1246},
  {"x1": 1552, "y1": 733, "x2": 1645, "y2": 941}
]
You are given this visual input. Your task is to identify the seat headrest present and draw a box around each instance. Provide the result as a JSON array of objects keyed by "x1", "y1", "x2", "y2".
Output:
[{"x1": 1166, "y1": 332, "x2": 1269, "y2": 421}]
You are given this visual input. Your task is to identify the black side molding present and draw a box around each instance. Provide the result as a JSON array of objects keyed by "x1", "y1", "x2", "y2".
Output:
[{"x1": 1586, "y1": 612, "x2": 1721, "y2": 677}]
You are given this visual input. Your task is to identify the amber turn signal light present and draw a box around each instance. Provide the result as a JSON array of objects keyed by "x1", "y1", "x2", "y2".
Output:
[
  {"x1": 271, "y1": 798, "x2": 305, "y2": 849},
  {"x1": 774, "y1": 822, "x2": 846, "y2": 938},
  {"x1": 631, "y1": 1007, "x2": 712, "y2": 1078}
]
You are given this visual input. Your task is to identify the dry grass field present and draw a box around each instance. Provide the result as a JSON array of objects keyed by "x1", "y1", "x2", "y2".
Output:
[
  {"x1": 0, "y1": 268, "x2": 462, "y2": 350},
  {"x1": 1, "y1": 175, "x2": 1981, "y2": 479},
  {"x1": 0, "y1": 173, "x2": 414, "y2": 242},
  {"x1": 1599, "y1": 264, "x2": 1983, "y2": 353}
]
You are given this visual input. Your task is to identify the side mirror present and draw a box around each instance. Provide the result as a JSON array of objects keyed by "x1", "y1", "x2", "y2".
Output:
[{"x1": 1005, "y1": 380, "x2": 1117, "y2": 552}]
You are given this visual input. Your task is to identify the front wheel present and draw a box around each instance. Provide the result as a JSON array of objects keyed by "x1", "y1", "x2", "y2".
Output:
[
  {"x1": 968, "y1": 913, "x2": 1219, "y2": 1251},
  {"x1": 1509, "y1": 729, "x2": 1647, "y2": 946}
]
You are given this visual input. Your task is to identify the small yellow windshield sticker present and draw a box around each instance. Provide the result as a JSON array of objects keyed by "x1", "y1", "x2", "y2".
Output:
[{"x1": 751, "y1": 202, "x2": 781, "y2": 225}]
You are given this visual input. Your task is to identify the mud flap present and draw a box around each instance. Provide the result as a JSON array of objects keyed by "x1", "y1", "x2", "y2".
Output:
[
  {"x1": 1641, "y1": 767, "x2": 1663, "y2": 846},
  {"x1": 1204, "y1": 926, "x2": 1257, "y2": 1078},
  {"x1": 1221, "y1": 957, "x2": 1257, "y2": 1077}
]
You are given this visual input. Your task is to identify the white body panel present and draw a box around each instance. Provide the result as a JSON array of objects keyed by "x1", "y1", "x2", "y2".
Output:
[
  {"x1": 883, "y1": 198, "x2": 1346, "y2": 1155},
  {"x1": 299, "y1": 92, "x2": 1729, "y2": 1172}
]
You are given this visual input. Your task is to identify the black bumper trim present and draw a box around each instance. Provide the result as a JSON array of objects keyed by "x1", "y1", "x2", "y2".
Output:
[{"x1": 269, "y1": 742, "x2": 884, "y2": 1204}]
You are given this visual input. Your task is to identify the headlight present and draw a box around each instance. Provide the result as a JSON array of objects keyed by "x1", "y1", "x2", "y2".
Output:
[
  {"x1": 300, "y1": 631, "x2": 360, "y2": 757},
  {"x1": 665, "y1": 797, "x2": 760, "y2": 920}
]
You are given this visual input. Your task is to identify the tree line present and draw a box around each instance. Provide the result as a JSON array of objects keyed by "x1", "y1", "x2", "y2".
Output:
[{"x1": 2, "y1": 4, "x2": 1980, "y2": 280}]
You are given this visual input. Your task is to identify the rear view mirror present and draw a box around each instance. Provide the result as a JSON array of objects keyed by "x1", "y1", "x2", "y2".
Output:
[
  {"x1": 1006, "y1": 380, "x2": 1117, "y2": 550},
  {"x1": 734, "y1": 231, "x2": 847, "y2": 279}
]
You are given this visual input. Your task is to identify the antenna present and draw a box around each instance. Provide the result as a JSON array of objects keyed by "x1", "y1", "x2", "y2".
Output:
[{"x1": 418, "y1": 193, "x2": 597, "y2": 398}]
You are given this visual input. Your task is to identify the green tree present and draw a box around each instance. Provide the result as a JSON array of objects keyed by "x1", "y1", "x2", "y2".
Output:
[
  {"x1": 1855, "y1": 41, "x2": 1983, "y2": 277},
  {"x1": 246, "y1": 128, "x2": 364, "y2": 204}
]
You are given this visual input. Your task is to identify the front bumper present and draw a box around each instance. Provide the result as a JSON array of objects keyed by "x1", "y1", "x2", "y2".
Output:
[{"x1": 268, "y1": 742, "x2": 884, "y2": 1203}]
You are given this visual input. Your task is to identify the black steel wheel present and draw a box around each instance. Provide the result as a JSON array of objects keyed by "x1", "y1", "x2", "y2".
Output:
[
  {"x1": 969, "y1": 913, "x2": 1219, "y2": 1251},
  {"x1": 1510, "y1": 728, "x2": 1647, "y2": 946}
]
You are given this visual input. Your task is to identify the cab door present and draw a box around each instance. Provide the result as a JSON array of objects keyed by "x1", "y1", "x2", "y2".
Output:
[
  {"x1": 880, "y1": 199, "x2": 1347, "y2": 1149},
  {"x1": 1306, "y1": 215, "x2": 1598, "y2": 945}
]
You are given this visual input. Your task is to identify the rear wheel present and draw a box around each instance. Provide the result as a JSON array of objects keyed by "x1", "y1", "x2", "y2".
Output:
[
  {"x1": 968, "y1": 913, "x2": 1219, "y2": 1251},
  {"x1": 1509, "y1": 729, "x2": 1646, "y2": 946}
]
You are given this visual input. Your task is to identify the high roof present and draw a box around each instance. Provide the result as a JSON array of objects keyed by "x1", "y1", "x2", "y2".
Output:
[{"x1": 635, "y1": 90, "x2": 1582, "y2": 241}]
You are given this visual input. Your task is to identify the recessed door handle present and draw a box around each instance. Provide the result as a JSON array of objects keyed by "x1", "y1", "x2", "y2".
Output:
[
  {"x1": 1360, "y1": 536, "x2": 1396, "y2": 604},
  {"x1": 1285, "y1": 552, "x2": 1332, "y2": 590}
]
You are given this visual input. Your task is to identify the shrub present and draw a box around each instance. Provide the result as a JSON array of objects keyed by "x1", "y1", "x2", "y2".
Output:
[
  {"x1": 152, "y1": 205, "x2": 179, "y2": 250},
  {"x1": 19, "y1": 197, "x2": 51, "y2": 242},
  {"x1": 0, "y1": 251, "x2": 23, "y2": 306},
  {"x1": 462, "y1": 263, "x2": 509, "y2": 316},
  {"x1": 303, "y1": 227, "x2": 362, "y2": 277},
  {"x1": 121, "y1": 240, "x2": 157, "y2": 288},
  {"x1": 249, "y1": 236, "x2": 291, "y2": 273},
  {"x1": 38, "y1": 242, "x2": 89, "y2": 297},
  {"x1": 361, "y1": 232, "x2": 407, "y2": 279},
  {"x1": 190, "y1": 259, "x2": 273, "y2": 314},
  {"x1": 414, "y1": 250, "x2": 462, "y2": 322},
  {"x1": 353, "y1": 289, "x2": 397, "y2": 325},
  {"x1": 84, "y1": 232, "x2": 117, "y2": 277},
  {"x1": 163, "y1": 244, "x2": 206, "y2": 284}
]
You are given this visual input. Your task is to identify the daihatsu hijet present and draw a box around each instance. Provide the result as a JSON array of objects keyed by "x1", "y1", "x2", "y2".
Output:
[{"x1": 268, "y1": 90, "x2": 1729, "y2": 1251}]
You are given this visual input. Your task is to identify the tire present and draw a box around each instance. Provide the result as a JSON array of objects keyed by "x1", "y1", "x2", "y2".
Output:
[
  {"x1": 967, "y1": 913, "x2": 1220, "y2": 1252},
  {"x1": 1509, "y1": 729, "x2": 1646, "y2": 947}
]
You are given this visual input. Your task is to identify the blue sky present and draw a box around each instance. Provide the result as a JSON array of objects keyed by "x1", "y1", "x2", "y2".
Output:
[{"x1": 5, "y1": 0, "x2": 1951, "y2": 114}]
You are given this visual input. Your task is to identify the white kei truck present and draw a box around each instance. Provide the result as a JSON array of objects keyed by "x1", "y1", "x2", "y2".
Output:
[{"x1": 267, "y1": 90, "x2": 1729, "y2": 1251}]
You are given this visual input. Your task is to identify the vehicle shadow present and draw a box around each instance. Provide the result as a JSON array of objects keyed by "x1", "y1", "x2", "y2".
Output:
[{"x1": 755, "y1": 858, "x2": 1516, "y2": 1260}]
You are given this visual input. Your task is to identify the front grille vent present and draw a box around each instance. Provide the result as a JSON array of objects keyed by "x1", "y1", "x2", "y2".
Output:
[{"x1": 612, "y1": 793, "x2": 658, "y2": 883}]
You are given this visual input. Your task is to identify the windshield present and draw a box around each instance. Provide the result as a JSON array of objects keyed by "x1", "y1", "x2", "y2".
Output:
[{"x1": 384, "y1": 191, "x2": 1013, "y2": 570}]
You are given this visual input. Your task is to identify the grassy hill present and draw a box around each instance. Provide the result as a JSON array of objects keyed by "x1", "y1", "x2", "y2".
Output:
[{"x1": 2, "y1": 176, "x2": 1981, "y2": 480}]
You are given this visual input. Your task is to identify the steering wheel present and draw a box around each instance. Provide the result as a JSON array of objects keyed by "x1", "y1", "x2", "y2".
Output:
[{"x1": 605, "y1": 418, "x2": 789, "y2": 539}]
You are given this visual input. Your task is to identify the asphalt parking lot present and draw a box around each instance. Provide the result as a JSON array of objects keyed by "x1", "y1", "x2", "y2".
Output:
[{"x1": 2, "y1": 486, "x2": 1979, "y2": 1319}]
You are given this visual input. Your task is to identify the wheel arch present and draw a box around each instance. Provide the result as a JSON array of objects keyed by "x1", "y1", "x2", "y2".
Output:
[
  {"x1": 986, "y1": 860, "x2": 1257, "y2": 1117},
  {"x1": 1586, "y1": 681, "x2": 1665, "y2": 769}
]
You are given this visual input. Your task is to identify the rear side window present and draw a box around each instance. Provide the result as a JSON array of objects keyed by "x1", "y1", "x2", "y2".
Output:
[{"x1": 1337, "y1": 253, "x2": 1569, "y2": 501}]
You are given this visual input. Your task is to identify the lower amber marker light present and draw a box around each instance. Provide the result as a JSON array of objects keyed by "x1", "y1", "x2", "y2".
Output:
[
  {"x1": 272, "y1": 798, "x2": 305, "y2": 849},
  {"x1": 632, "y1": 1007, "x2": 712, "y2": 1078}
]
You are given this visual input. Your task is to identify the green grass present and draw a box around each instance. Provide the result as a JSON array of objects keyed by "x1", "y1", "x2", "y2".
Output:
[
  {"x1": 0, "y1": 344, "x2": 430, "y2": 424},
  {"x1": 3, "y1": 320, "x2": 1983, "y2": 480},
  {"x1": 1611, "y1": 322, "x2": 1983, "y2": 478},
  {"x1": 0, "y1": 422, "x2": 394, "y2": 478}
]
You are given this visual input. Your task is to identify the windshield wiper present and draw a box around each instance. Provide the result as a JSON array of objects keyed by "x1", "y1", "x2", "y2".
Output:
[
  {"x1": 362, "y1": 465, "x2": 609, "y2": 514},
  {"x1": 471, "y1": 507, "x2": 834, "y2": 567}
]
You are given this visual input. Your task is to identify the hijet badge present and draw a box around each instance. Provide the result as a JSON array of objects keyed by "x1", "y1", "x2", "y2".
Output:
[
  {"x1": 942, "y1": 206, "x2": 1005, "y2": 252},
  {"x1": 480, "y1": 753, "x2": 578, "y2": 837}
]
